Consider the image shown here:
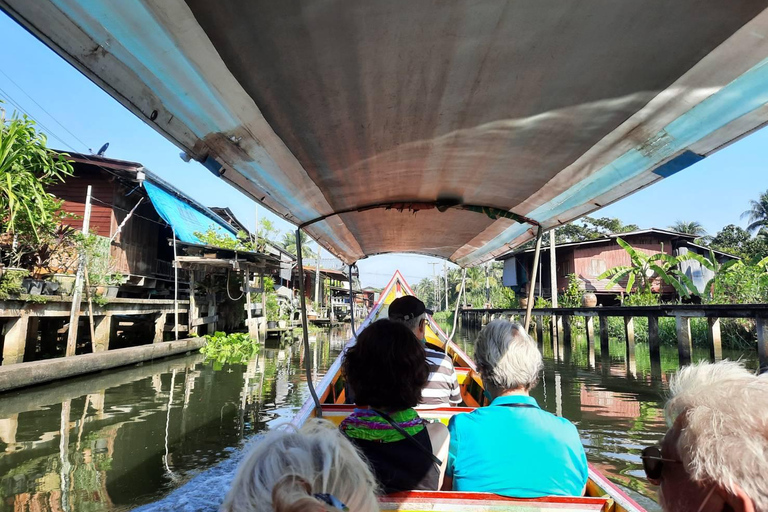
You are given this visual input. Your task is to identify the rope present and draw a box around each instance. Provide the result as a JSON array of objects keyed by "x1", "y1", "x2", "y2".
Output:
[{"x1": 225, "y1": 268, "x2": 245, "y2": 301}]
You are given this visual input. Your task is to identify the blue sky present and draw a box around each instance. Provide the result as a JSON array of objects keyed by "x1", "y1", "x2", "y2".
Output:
[{"x1": 1, "y1": 13, "x2": 766, "y2": 288}]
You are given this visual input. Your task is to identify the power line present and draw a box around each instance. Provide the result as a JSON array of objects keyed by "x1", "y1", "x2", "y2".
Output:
[{"x1": 0, "y1": 68, "x2": 90, "y2": 151}]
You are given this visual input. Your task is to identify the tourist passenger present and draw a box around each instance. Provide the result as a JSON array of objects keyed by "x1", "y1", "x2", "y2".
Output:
[
  {"x1": 388, "y1": 296, "x2": 461, "y2": 408},
  {"x1": 222, "y1": 419, "x2": 379, "y2": 512},
  {"x1": 340, "y1": 319, "x2": 450, "y2": 493},
  {"x1": 444, "y1": 319, "x2": 587, "y2": 496},
  {"x1": 643, "y1": 361, "x2": 768, "y2": 512}
]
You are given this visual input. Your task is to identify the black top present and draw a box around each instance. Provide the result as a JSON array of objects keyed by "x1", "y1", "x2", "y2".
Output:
[{"x1": 350, "y1": 428, "x2": 439, "y2": 494}]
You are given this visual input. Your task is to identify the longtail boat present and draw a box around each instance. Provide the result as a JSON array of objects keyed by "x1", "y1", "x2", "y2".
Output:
[
  {"x1": 291, "y1": 271, "x2": 645, "y2": 512},
  {"x1": 6, "y1": 3, "x2": 768, "y2": 510}
]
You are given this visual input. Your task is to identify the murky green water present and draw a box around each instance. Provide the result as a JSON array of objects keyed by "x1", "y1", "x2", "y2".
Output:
[{"x1": 0, "y1": 325, "x2": 759, "y2": 511}]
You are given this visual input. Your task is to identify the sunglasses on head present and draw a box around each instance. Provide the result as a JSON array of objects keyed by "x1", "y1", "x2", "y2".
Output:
[{"x1": 641, "y1": 445, "x2": 681, "y2": 481}]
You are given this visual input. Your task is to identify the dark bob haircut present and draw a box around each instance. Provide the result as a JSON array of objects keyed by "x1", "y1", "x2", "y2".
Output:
[{"x1": 342, "y1": 319, "x2": 428, "y2": 410}]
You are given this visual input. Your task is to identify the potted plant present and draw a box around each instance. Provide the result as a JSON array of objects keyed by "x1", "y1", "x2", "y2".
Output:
[
  {"x1": 265, "y1": 292, "x2": 279, "y2": 329},
  {"x1": 104, "y1": 272, "x2": 126, "y2": 298}
]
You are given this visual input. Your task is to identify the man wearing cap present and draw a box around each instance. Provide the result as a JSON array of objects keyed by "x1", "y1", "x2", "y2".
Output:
[{"x1": 389, "y1": 296, "x2": 461, "y2": 408}]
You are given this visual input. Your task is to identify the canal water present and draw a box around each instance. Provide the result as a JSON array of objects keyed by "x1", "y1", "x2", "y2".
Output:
[{"x1": 0, "y1": 325, "x2": 759, "y2": 511}]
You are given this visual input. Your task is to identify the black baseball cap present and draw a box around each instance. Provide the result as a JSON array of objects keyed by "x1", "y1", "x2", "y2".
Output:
[{"x1": 388, "y1": 296, "x2": 433, "y2": 322}]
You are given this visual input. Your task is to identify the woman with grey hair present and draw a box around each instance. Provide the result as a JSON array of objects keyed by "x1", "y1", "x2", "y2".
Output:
[{"x1": 443, "y1": 319, "x2": 588, "y2": 497}]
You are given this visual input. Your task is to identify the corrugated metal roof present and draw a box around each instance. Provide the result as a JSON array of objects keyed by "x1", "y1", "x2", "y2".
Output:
[{"x1": 11, "y1": 2, "x2": 768, "y2": 265}]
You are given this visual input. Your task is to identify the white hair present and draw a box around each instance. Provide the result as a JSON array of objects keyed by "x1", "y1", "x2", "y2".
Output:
[
  {"x1": 475, "y1": 320, "x2": 543, "y2": 391},
  {"x1": 666, "y1": 361, "x2": 768, "y2": 511},
  {"x1": 396, "y1": 312, "x2": 426, "y2": 334},
  {"x1": 222, "y1": 419, "x2": 380, "y2": 512}
]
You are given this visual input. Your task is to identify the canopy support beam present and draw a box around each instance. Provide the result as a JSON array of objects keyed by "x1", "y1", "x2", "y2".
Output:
[
  {"x1": 349, "y1": 265, "x2": 356, "y2": 338},
  {"x1": 298, "y1": 201, "x2": 540, "y2": 231},
  {"x1": 524, "y1": 226, "x2": 544, "y2": 332},
  {"x1": 296, "y1": 229, "x2": 322, "y2": 418}
]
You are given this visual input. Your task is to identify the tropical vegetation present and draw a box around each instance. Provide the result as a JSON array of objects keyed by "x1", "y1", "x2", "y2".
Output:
[
  {"x1": 0, "y1": 108, "x2": 75, "y2": 269},
  {"x1": 201, "y1": 331, "x2": 260, "y2": 366}
]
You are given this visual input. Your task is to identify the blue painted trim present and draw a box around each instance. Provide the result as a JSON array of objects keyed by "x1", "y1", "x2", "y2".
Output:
[
  {"x1": 461, "y1": 55, "x2": 768, "y2": 265},
  {"x1": 652, "y1": 150, "x2": 704, "y2": 178}
]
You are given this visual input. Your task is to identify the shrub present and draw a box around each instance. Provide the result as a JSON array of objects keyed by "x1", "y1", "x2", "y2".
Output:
[{"x1": 201, "y1": 331, "x2": 260, "y2": 366}]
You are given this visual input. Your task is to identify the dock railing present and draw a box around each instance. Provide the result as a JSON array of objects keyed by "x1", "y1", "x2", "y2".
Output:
[{"x1": 460, "y1": 304, "x2": 768, "y2": 374}]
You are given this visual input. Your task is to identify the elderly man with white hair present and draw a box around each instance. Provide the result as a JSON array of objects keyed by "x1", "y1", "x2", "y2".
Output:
[
  {"x1": 643, "y1": 360, "x2": 768, "y2": 512},
  {"x1": 443, "y1": 319, "x2": 588, "y2": 497}
]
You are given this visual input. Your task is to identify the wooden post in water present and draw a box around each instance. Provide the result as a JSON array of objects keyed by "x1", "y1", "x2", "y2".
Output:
[
  {"x1": 562, "y1": 315, "x2": 572, "y2": 349},
  {"x1": 188, "y1": 272, "x2": 198, "y2": 336},
  {"x1": 599, "y1": 314, "x2": 610, "y2": 357},
  {"x1": 756, "y1": 315, "x2": 768, "y2": 374},
  {"x1": 624, "y1": 316, "x2": 636, "y2": 376},
  {"x1": 536, "y1": 313, "x2": 544, "y2": 346},
  {"x1": 585, "y1": 316, "x2": 596, "y2": 368},
  {"x1": 676, "y1": 315, "x2": 692, "y2": 366},
  {"x1": 648, "y1": 315, "x2": 661, "y2": 379},
  {"x1": 707, "y1": 317, "x2": 722, "y2": 362}
]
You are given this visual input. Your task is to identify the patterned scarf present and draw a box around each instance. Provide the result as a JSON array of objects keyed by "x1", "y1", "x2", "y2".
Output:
[{"x1": 339, "y1": 408, "x2": 426, "y2": 443}]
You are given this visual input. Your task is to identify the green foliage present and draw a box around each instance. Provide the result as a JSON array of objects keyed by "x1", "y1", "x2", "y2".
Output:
[
  {"x1": 201, "y1": 331, "x2": 260, "y2": 365},
  {"x1": 92, "y1": 293, "x2": 109, "y2": 307},
  {"x1": 75, "y1": 232, "x2": 112, "y2": 286},
  {"x1": 281, "y1": 230, "x2": 316, "y2": 259},
  {"x1": 668, "y1": 220, "x2": 707, "y2": 237},
  {"x1": 0, "y1": 110, "x2": 74, "y2": 239},
  {"x1": 622, "y1": 292, "x2": 660, "y2": 306},
  {"x1": 598, "y1": 237, "x2": 698, "y2": 298},
  {"x1": 741, "y1": 190, "x2": 768, "y2": 234},
  {"x1": 705, "y1": 257, "x2": 768, "y2": 305},
  {"x1": 558, "y1": 273, "x2": 582, "y2": 308},
  {"x1": 0, "y1": 268, "x2": 28, "y2": 299},
  {"x1": 26, "y1": 294, "x2": 48, "y2": 304},
  {"x1": 193, "y1": 227, "x2": 266, "y2": 253},
  {"x1": 710, "y1": 224, "x2": 768, "y2": 260},
  {"x1": 432, "y1": 310, "x2": 454, "y2": 332},
  {"x1": 534, "y1": 296, "x2": 551, "y2": 309}
]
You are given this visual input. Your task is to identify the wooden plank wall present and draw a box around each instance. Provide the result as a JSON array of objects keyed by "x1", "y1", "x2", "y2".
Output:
[
  {"x1": 574, "y1": 237, "x2": 674, "y2": 293},
  {"x1": 47, "y1": 171, "x2": 115, "y2": 237},
  {"x1": 110, "y1": 183, "x2": 162, "y2": 276}
]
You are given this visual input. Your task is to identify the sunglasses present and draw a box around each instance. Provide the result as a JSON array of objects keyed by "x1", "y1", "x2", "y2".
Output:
[{"x1": 640, "y1": 445, "x2": 681, "y2": 480}]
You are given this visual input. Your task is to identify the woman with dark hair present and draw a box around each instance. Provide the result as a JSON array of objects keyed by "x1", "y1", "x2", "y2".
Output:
[{"x1": 340, "y1": 319, "x2": 449, "y2": 493}]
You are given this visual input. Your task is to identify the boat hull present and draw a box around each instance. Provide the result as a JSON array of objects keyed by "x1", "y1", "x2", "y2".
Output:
[{"x1": 294, "y1": 271, "x2": 646, "y2": 512}]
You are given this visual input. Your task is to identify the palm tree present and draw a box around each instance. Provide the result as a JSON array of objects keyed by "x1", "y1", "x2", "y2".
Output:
[
  {"x1": 281, "y1": 230, "x2": 316, "y2": 259},
  {"x1": 668, "y1": 221, "x2": 707, "y2": 237},
  {"x1": 741, "y1": 191, "x2": 768, "y2": 234},
  {"x1": 597, "y1": 238, "x2": 699, "y2": 298}
]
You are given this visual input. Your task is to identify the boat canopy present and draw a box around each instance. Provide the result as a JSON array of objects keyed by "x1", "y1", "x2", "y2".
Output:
[{"x1": 4, "y1": 1, "x2": 768, "y2": 265}]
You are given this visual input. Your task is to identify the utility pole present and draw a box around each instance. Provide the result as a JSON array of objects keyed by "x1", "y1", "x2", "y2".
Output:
[
  {"x1": 314, "y1": 244, "x2": 321, "y2": 306},
  {"x1": 66, "y1": 185, "x2": 92, "y2": 356},
  {"x1": 444, "y1": 262, "x2": 449, "y2": 311},
  {"x1": 428, "y1": 262, "x2": 440, "y2": 311},
  {"x1": 485, "y1": 263, "x2": 490, "y2": 307}
]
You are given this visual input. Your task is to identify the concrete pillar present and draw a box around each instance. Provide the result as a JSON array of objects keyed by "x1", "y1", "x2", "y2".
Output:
[
  {"x1": 648, "y1": 315, "x2": 662, "y2": 380},
  {"x1": 2, "y1": 316, "x2": 29, "y2": 365},
  {"x1": 154, "y1": 313, "x2": 167, "y2": 344},
  {"x1": 707, "y1": 317, "x2": 722, "y2": 362},
  {"x1": 208, "y1": 293, "x2": 218, "y2": 333},
  {"x1": 676, "y1": 316, "x2": 693, "y2": 366},
  {"x1": 0, "y1": 414, "x2": 18, "y2": 446},
  {"x1": 585, "y1": 316, "x2": 596, "y2": 368},
  {"x1": 756, "y1": 316, "x2": 768, "y2": 375},
  {"x1": 92, "y1": 316, "x2": 112, "y2": 352},
  {"x1": 88, "y1": 391, "x2": 106, "y2": 420},
  {"x1": 624, "y1": 316, "x2": 636, "y2": 376},
  {"x1": 599, "y1": 314, "x2": 609, "y2": 358}
]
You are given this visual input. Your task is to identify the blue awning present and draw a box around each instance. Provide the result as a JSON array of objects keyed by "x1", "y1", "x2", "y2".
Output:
[{"x1": 143, "y1": 180, "x2": 237, "y2": 244}]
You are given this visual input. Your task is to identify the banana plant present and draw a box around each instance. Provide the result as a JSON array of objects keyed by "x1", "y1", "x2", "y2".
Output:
[
  {"x1": 686, "y1": 248, "x2": 742, "y2": 299},
  {"x1": 597, "y1": 237, "x2": 700, "y2": 298}
]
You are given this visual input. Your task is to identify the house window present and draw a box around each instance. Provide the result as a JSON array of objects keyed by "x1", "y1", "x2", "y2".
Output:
[{"x1": 589, "y1": 258, "x2": 607, "y2": 277}]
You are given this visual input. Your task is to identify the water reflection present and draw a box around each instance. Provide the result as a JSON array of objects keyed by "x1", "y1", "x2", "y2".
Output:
[
  {"x1": 0, "y1": 323, "x2": 760, "y2": 512},
  {"x1": 0, "y1": 327, "x2": 349, "y2": 511}
]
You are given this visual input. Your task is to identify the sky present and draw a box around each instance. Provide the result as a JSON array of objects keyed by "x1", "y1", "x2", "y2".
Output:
[{"x1": 1, "y1": 13, "x2": 766, "y2": 289}]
